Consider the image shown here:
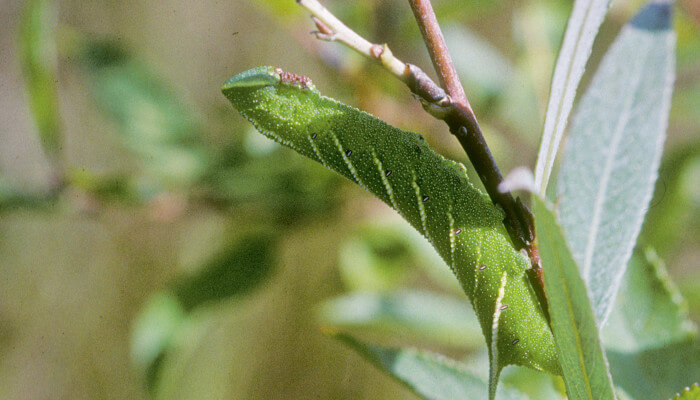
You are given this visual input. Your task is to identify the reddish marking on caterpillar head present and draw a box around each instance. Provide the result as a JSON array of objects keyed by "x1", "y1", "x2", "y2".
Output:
[{"x1": 274, "y1": 67, "x2": 313, "y2": 89}]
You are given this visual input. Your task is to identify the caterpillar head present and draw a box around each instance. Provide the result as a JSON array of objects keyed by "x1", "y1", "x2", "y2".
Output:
[{"x1": 222, "y1": 66, "x2": 315, "y2": 97}]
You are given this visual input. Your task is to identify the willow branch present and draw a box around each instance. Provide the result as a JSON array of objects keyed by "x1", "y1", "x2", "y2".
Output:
[
  {"x1": 297, "y1": 0, "x2": 408, "y2": 80},
  {"x1": 297, "y1": 0, "x2": 450, "y2": 110},
  {"x1": 407, "y1": 0, "x2": 471, "y2": 112},
  {"x1": 296, "y1": 0, "x2": 542, "y2": 283}
]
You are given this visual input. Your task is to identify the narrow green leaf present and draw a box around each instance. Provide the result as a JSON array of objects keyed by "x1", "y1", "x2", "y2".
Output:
[
  {"x1": 66, "y1": 169, "x2": 137, "y2": 204},
  {"x1": 81, "y1": 40, "x2": 209, "y2": 192},
  {"x1": 556, "y1": 1, "x2": 676, "y2": 324},
  {"x1": 173, "y1": 233, "x2": 276, "y2": 311},
  {"x1": 131, "y1": 233, "x2": 276, "y2": 390},
  {"x1": 603, "y1": 248, "x2": 696, "y2": 353},
  {"x1": 534, "y1": 0, "x2": 611, "y2": 194},
  {"x1": 317, "y1": 290, "x2": 482, "y2": 349},
  {"x1": 130, "y1": 291, "x2": 185, "y2": 390},
  {"x1": 602, "y1": 248, "x2": 699, "y2": 400},
  {"x1": 332, "y1": 332, "x2": 531, "y2": 400},
  {"x1": 0, "y1": 176, "x2": 55, "y2": 211},
  {"x1": 223, "y1": 67, "x2": 560, "y2": 377},
  {"x1": 18, "y1": 0, "x2": 61, "y2": 159},
  {"x1": 533, "y1": 197, "x2": 616, "y2": 400}
]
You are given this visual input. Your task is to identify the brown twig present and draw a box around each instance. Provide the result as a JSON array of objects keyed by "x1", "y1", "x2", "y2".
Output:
[
  {"x1": 407, "y1": 0, "x2": 470, "y2": 112},
  {"x1": 296, "y1": 0, "x2": 545, "y2": 304},
  {"x1": 407, "y1": 0, "x2": 540, "y2": 270}
]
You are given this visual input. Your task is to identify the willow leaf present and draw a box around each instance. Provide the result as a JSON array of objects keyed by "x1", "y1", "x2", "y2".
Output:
[
  {"x1": 557, "y1": 1, "x2": 676, "y2": 324},
  {"x1": 534, "y1": 0, "x2": 611, "y2": 194},
  {"x1": 603, "y1": 248, "x2": 699, "y2": 400},
  {"x1": 533, "y1": 197, "x2": 615, "y2": 400},
  {"x1": 19, "y1": 0, "x2": 61, "y2": 158}
]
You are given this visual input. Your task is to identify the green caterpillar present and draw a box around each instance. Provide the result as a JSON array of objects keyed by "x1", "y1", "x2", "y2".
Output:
[{"x1": 222, "y1": 66, "x2": 560, "y2": 377}]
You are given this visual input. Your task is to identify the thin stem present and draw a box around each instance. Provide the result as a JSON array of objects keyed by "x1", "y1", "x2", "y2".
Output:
[
  {"x1": 407, "y1": 0, "x2": 471, "y2": 112},
  {"x1": 297, "y1": 0, "x2": 408, "y2": 80}
]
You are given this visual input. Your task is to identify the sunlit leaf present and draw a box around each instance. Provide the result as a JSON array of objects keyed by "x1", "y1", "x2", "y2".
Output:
[
  {"x1": 556, "y1": 1, "x2": 676, "y2": 324},
  {"x1": 67, "y1": 168, "x2": 137, "y2": 203},
  {"x1": 130, "y1": 292, "x2": 185, "y2": 390},
  {"x1": 533, "y1": 0, "x2": 611, "y2": 194}
]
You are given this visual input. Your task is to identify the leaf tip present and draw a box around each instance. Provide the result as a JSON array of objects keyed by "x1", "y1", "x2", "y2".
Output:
[{"x1": 630, "y1": 1, "x2": 673, "y2": 32}]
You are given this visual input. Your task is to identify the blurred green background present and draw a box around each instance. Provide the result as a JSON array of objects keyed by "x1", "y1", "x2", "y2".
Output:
[{"x1": 0, "y1": 0, "x2": 697, "y2": 399}]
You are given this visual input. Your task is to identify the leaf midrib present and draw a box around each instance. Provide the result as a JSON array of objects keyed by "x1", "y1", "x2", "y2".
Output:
[
  {"x1": 543, "y1": 220, "x2": 595, "y2": 400},
  {"x1": 581, "y1": 37, "x2": 651, "y2": 282}
]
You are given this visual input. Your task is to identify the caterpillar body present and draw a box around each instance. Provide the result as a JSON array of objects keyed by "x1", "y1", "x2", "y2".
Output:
[{"x1": 222, "y1": 66, "x2": 560, "y2": 376}]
